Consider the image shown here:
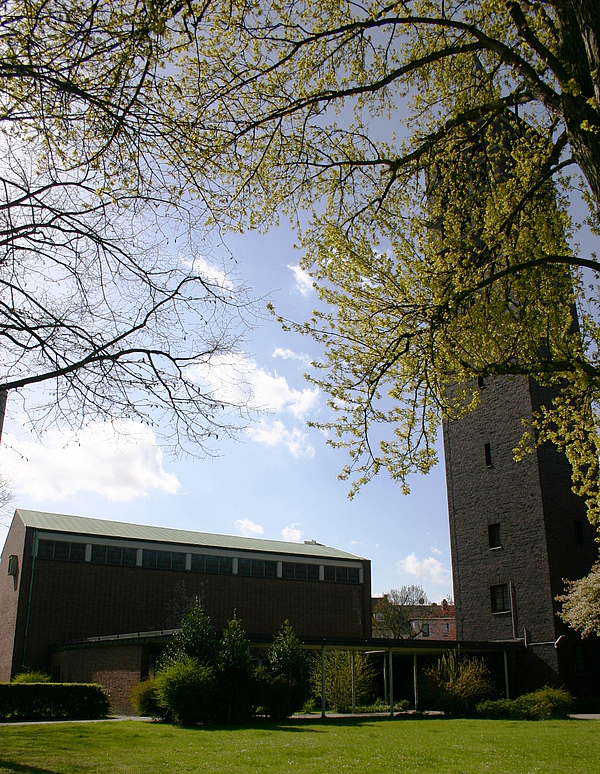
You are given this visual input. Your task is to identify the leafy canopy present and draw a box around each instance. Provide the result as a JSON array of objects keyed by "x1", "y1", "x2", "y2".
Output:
[{"x1": 155, "y1": 0, "x2": 600, "y2": 520}]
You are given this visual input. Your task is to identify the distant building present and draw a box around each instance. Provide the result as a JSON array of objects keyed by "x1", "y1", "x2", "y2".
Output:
[
  {"x1": 409, "y1": 600, "x2": 456, "y2": 641},
  {"x1": 0, "y1": 509, "x2": 372, "y2": 709},
  {"x1": 372, "y1": 596, "x2": 456, "y2": 640}
]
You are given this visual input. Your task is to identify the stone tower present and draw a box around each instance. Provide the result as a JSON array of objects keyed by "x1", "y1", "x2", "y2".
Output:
[{"x1": 444, "y1": 374, "x2": 600, "y2": 695}]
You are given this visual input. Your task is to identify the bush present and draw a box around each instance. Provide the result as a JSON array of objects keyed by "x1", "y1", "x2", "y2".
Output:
[
  {"x1": 215, "y1": 615, "x2": 253, "y2": 724},
  {"x1": 155, "y1": 658, "x2": 216, "y2": 725},
  {"x1": 356, "y1": 698, "x2": 410, "y2": 713},
  {"x1": 12, "y1": 670, "x2": 51, "y2": 683},
  {"x1": 421, "y1": 653, "x2": 495, "y2": 716},
  {"x1": 130, "y1": 679, "x2": 170, "y2": 720},
  {"x1": 477, "y1": 686, "x2": 574, "y2": 720},
  {"x1": 0, "y1": 683, "x2": 109, "y2": 721},
  {"x1": 475, "y1": 698, "x2": 515, "y2": 719},
  {"x1": 254, "y1": 668, "x2": 310, "y2": 719},
  {"x1": 311, "y1": 651, "x2": 376, "y2": 712},
  {"x1": 258, "y1": 620, "x2": 309, "y2": 718}
]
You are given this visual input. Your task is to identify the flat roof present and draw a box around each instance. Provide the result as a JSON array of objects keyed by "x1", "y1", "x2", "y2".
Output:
[{"x1": 15, "y1": 509, "x2": 367, "y2": 561}]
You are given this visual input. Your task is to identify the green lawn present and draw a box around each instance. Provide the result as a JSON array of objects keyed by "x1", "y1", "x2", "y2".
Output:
[{"x1": 0, "y1": 717, "x2": 598, "y2": 773}]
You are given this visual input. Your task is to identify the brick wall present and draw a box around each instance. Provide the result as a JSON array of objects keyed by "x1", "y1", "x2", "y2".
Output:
[
  {"x1": 8, "y1": 532, "x2": 370, "y2": 675},
  {"x1": 444, "y1": 375, "x2": 599, "y2": 692},
  {"x1": 53, "y1": 645, "x2": 142, "y2": 715}
]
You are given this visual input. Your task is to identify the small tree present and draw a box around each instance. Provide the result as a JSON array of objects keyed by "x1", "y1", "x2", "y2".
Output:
[
  {"x1": 161, "y1": 600, "x2": 217, "y2": 669},
  {"x1": 215, "y1": 614, "x2": 253, "y2": 724},
  {"x1": 311, "y1": 651, "x2": 375, "y2": 713},
  {"x1": 267, "y1": 620, "x2": 309, "y2": 686},
  {"x1": 422, "y1": 652, "x2": 495, "y2": 716},
  {"x1": 257, "y1": 620, "x2": 310, "y2": 718},
  {"x1": 373, "y1": 586, "x2": 430, "y2": 639}
]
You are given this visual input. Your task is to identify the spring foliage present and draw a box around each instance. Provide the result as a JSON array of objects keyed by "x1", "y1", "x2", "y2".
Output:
[
  {"x1": 311, "y1": 650, "x2": 376, "y2": 712},
  {"x1": 422, "y1": 652, "x2": 495, "y2": 716}
]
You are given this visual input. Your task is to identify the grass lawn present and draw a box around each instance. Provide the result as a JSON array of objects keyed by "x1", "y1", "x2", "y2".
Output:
[{"x1": 0, "y1": 716, "x2": 598, "y2": 774}]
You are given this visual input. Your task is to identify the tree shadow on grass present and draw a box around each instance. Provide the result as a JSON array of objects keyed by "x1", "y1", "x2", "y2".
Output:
[
  {"x1": 0, "y1": 761, "x2": 61, "y2": 774},
  {"x1": 178, "y1": 713, "x2": 442, "y2": 733}
]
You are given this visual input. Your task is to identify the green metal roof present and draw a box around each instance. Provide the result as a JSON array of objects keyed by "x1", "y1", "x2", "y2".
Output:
[{"x1": 15, "y1": 509, "x2": 366, "y2": 561}]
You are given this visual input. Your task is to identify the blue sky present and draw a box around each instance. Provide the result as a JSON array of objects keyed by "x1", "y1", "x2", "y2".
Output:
[{"x1": 0, "y1": 223, "x2": 453, "y2": 602}]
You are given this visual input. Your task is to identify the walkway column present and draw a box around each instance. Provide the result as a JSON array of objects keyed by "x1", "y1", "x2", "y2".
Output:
[
  {"x1": 503, "y1": 650, "x2": 510, "y2": 699},
  {"x1": 351, "y1": 651, "x2": 356, "y2": 714},
  {"x1": 383, "y1": 652, "x2": 388, "y2": 703},
  {"x1": 321, "y1": 646, "x2": 326, "y2": 718},
  {"x1": 413, "y1": 653, "x2": 419, "y2": 711},
  {"x1": 388, "y1": 649, "x2": 394, "y2": 716}
]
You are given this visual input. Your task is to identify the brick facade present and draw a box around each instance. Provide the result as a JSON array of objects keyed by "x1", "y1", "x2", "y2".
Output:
[
  {"x1": 0, "y1": 510, "x2": 372, "y2": 697},
  {"x1": 444, "y1": 375, "x2": 600, "y2": 694}
]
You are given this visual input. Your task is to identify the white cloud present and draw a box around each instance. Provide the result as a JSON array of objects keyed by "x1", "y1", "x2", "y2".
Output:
[
  {"x1": 282, "y1": 523, "x2": 304, "y2": 541},
  {"x1": 184, "y1": 255, "x2": 235, "y2": 290},
  {"x1": 287, "y1": 264, "x2": 314, "y2": 297},
  {"x1": 431, "y1": 546, "x2": 442, "y2": 556},
  {"x1": 246, "y1": 420, "x2": 315, "y2": 459},
  {"x1": 235, "y1": 518, "x2": 264, "y2": 537},
  {"x1": 396, "y1": 552, "x2": 450, "y2": 586},
  {"x1": 189, "y1": 353, "x2": 319, "y2": 419},
  {"x1": 272, "y1": 347, "x2": 311, "y2": 366},
  {"x1": 0, "y1": 421, "x2": 179, "y2": 502}
]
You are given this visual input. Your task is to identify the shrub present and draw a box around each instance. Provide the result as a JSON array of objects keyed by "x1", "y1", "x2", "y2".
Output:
[
  {"x1": 476, "y1": 686, "x2": 574, "y2": 720},
  {"x1": 0, "y1": 683, "x2": 109, "y2": 721},
  {"x1": 254, "y1": 668, "x2": 310, "y2": 719},
  {"x1": 311, "y1": 651, "x2": 376, "y2": 712},
  {"x1": 155, "y1": 658, "x2": 216, "y2": 725},
  {"x1": 259, "y1": 620, "x2": 309, "y2": 718},
  {"x1": 513, "y1": 686, "x2": 574, "y2": 719},
  {"x1": 215, "y1": 615, "x2": 253, "y2": 724},
  {"x1": 475, "y1": 698, "x2": 514, "y2": 719},
  {"x1": 12, "y1": 670, "x2": 51, "y2": 683},
  {"x1": 131, "y1": 679, "x2": 170, "y2": 720},
  {"x1": 422, "y1": 653, "x2": 495, "y2": 716},
  {"x1": 356, "y1": 698, "x2": 410, "y2": 713}
]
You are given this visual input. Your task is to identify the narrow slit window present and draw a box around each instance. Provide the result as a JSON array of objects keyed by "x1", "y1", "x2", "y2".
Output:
[{"x1": 484, "y1": 443, "x2": 493, "y2": 467}]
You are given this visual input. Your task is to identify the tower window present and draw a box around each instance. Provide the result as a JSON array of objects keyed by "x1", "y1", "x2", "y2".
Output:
[
  {"x1": 478, "y1": 377, "x2": 485, "y2": 389},
  {"x1": 490, "y1": 583, "x2": 510, "y2": 613},
  {"x1": 484, "y1": 443, "x2": 493, "y2": 467},
  {"x1": 488, "y1": 523, "x2": 502, "y2": 549}
]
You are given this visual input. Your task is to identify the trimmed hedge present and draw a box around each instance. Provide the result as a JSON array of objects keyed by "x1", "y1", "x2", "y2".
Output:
[{"x1": 0, "y1": 682, "x2": 109, "y2": 721}]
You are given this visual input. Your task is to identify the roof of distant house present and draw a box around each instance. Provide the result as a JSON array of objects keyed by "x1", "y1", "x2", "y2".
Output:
[{"x1": 15, "y1": 509, "x2": 366, "y2": 561}]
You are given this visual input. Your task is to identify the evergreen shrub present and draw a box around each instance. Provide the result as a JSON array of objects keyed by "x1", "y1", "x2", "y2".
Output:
[
  {"x1": 155, "y1": 658, "x2": 216, "y2": 725},
  {"x1": 476, "y1": 686, "x2": 574, "y2": 720},
  {"x1": 12, "y1": 670, "x2": 51, "y2": 683}
]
